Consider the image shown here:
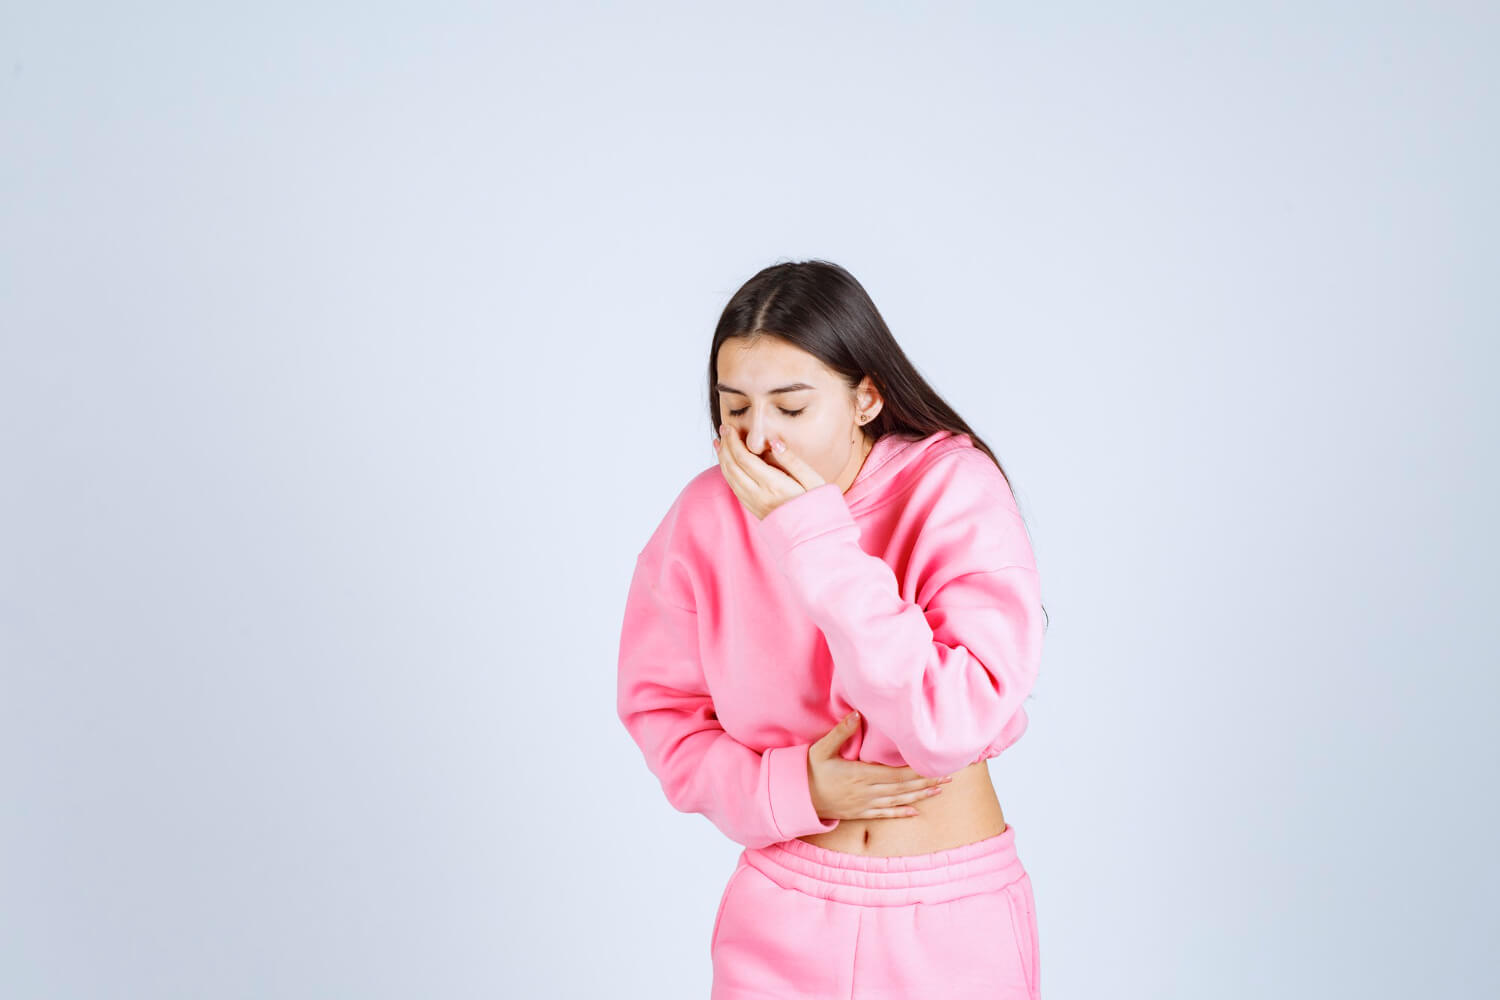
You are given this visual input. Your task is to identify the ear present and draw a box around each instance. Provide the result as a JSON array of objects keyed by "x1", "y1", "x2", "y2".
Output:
[{"x1": 855, "y1": 376, "x2": 884, "y2": 424}]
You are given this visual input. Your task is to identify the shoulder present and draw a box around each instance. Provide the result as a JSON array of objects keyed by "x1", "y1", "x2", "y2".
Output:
[
  {"x1": 632, "y1": 464, "x2": 734, "y2": 611},
  {"x1": 904, "y1": 440, "x2": 1032, "y2": 575},
  {"x1": 661, "y1": 463, "x2": 736, "y2": 534},
  {"x1": 911, "y1": 437, "x2": 1020, "y2": 517},
  {"x1": 636, "y1": 463, "x2": 736, "y2": 562}
]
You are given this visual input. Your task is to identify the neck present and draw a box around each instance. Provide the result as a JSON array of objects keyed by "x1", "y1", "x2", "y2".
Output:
[{"x1": 839, "y1": 433, "x2": 875, "y2": 493}]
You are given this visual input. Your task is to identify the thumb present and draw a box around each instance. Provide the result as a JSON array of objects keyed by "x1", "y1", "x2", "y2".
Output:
[
  {"x1": 812, "y1": 710, "x2": 860, "y2": 756},
  {"x1": 769, "y1": 439, "x2": 827, "y2": 492}
]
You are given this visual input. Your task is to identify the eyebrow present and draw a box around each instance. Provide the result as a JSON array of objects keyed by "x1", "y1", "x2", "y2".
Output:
[{"x1": 715, "y1": 382, "x2": 817, "y2": 397}]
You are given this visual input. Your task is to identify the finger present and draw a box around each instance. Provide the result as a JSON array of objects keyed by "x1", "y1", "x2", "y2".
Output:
[
  {"x1": 812, "y1": 711, "x2": 860, "y2": 754},
  {"x1": 715, "y1": 424, "x2": 751, "y2": 486},
  {"x1": 767, "y1": 439, "x2": 826, "y2": 492},
  {"x1": 858, "y1": 806, "x2": 922, "y2": 819},
  {"x1": 859, "y1": 760, "x2": 961, "y2": 785},
  {"x1": 870, "y1": 774, "x2": 955, "y2": 793},
  {"x1": 869, "y1": 785, "x2": 945, "y2": 809},
  {"x1": 713, "y1": 429, "x2": 733, "y2": 477},
  {"x1": 719, "y1": 423, "x2": 772, "y2": 493},
  {"x1": 722, "y1": 424, "x2": 795, "y2": 495},
  {"x1": 715, "y1": 424, "x2": 742, "y2": 467},
  {"x1": 714, "y1": 424, "x2": 748, "y2": 484},
  {"x1": 855, "y1": 761, "x2": 927, "y2": 780},
  {"x1": 716, "y1": 428, "x2": 761, "y2": 502}
]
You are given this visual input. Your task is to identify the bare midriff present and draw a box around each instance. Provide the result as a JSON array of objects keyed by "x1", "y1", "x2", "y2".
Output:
[{"x1": 795, "y1": 758, "x2": 1007, "y2": 857}]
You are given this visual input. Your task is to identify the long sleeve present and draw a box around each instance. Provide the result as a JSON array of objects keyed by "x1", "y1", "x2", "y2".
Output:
[
  {"x1": 616, "y1": 534, "x2": 841, "y2": 849},
  {"x1": 755, "y1": 468, "x2": 1044, "y2": 778}
]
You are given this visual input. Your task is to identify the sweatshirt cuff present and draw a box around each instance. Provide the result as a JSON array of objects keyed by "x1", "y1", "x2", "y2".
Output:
[
  {"x1": 758, "y1": 483, "x2": 857, "y2": 566},
  {"x1": 765, "y1": 743, "x2": 839, "y2": 841}
]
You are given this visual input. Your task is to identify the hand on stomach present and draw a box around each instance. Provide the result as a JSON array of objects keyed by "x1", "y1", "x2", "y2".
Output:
[{"x1": 802, "y1": 713, "x2": 1006, "y2": 857}]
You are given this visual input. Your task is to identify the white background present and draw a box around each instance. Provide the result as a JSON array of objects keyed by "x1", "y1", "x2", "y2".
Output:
[{"x1": 2, "y1": 2, "x2": 1495, "y2": 997}]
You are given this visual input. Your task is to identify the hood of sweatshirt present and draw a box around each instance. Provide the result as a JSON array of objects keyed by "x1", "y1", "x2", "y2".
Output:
[{"x1": 840, "y1": 429, "x2": 974, "y2": 514}]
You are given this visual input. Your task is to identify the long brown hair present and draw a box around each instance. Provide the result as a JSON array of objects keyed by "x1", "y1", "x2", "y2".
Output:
[{"x1": 707, "y1": 258, "x2": 1048, "y2": 630}]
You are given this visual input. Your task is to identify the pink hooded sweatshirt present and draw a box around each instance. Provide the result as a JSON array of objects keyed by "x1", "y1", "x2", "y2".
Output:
[{"x1": 616, "y1": 429, "x2": 1045, "y2": 850}]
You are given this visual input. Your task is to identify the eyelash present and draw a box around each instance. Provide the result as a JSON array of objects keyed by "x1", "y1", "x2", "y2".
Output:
[{"x1": 727, "y1": 406, "x2": 805, "y2": 418}]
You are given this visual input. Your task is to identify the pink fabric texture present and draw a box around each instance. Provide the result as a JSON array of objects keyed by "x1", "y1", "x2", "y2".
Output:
[
  {"x1": 616, "y1": 429, "x2": 1045, "y2": 849},
  {"x1": 711, "y1": 825, "x2": 1040, "y2": 999}
]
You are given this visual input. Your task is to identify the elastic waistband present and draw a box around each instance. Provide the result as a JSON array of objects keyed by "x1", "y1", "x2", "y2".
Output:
[{"x1": 742, "y1": 824, "x2": 1024, "y2": 907}]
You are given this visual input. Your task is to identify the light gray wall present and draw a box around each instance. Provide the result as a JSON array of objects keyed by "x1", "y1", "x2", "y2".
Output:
[{"x1": 2, "y1": 2, "x2": 1495, "y2": 997}]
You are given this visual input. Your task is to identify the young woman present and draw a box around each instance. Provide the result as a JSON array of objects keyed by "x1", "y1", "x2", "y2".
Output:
[{"x1": 617, "y1": 260, "x2": 1048, "y2": 999}]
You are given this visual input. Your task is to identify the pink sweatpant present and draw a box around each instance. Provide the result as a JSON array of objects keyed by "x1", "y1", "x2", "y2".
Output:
[{"x1": 710, "y1": 824, "x2": 1040, "y2": 999}]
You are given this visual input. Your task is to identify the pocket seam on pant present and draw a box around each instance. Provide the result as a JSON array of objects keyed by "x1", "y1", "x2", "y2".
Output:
[
  {"x1": 1002, "y1": 877, "x2": 1035, "y2": 993},
  {"x1": 710, "y1": 861, "x2": 751, "y2": 956},
  {"x1": 1023, "y1": 876, "x2": 1040, "y2": 998}
]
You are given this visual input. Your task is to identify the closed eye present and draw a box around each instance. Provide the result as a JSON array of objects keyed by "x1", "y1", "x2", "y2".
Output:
[{"x1": 727, "y1": 406, "x2": 804, "y2": 418}]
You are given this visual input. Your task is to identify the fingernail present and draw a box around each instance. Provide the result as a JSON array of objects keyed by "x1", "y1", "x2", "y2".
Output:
[{"x1": 772, "y1": 440, "x2": 785, "y2": 453}]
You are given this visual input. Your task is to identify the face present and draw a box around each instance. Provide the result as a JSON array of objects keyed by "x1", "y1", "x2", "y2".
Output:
[{"x1": 715, "y1": 335, "x2": 883, "y2": 492}]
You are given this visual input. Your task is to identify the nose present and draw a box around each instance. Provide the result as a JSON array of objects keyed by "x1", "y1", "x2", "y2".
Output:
[{"x1": 736, "y1": 410, "x2": 771, "y2": 456}]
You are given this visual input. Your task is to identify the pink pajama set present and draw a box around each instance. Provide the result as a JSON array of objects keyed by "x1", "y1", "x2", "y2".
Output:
[{"x1": 618, "y1": 430, "x2": 1046, "y2": 999}]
